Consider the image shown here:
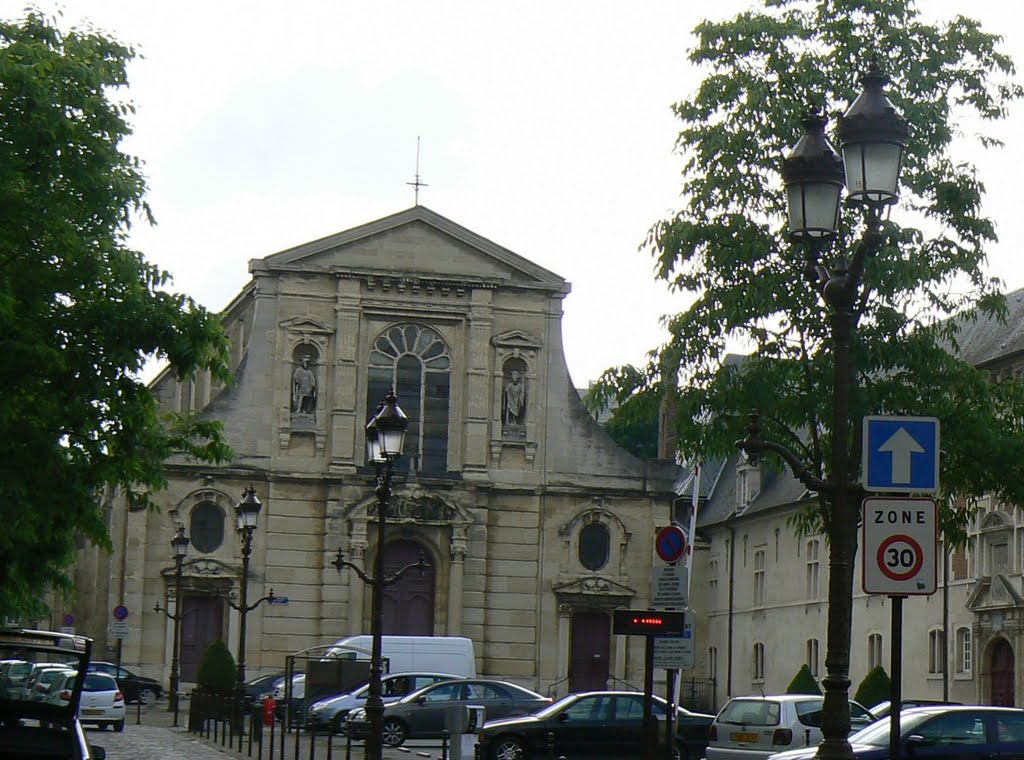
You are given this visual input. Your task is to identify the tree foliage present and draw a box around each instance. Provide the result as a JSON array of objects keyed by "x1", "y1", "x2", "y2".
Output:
[
  {"x1": 786, "y1": 664, "x2": 823, "y2": 695},
  {"x1": 0, "y1": 12, "x2": 233, "y2": 619},
  {"x1": 854, "y1": 665, "x2": 891, "y2": 709},
  {"x1": 589, "y1": 0, "x2": 1024, "y2": 541},
  {"x1": 197, "y1": 639, "x2": 236, "y2": 694}
]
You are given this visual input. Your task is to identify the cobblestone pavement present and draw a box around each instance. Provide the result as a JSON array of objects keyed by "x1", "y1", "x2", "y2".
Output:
[{"x1": 86, "y1": 702, "x2": 461, "y2": 760}]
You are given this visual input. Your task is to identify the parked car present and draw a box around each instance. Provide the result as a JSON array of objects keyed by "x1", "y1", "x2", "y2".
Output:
[
  {"x1": 273, "y1": 672, "x2": 306, "y2": 725},
  {"x1": 477, "y1": 691, "x2": 715, "y2": 760},
  {"x1": 45, "y1": 671, "x2": 127, "y2": 732},
  {"x1": 244, "y1": 671, "x2": 287, "y2": 704},
  {"x1": 28, "y1": 665, "x2": 76, "y2": 702},
  {"x1": 306, "y1": 672, "x2": 464, "y2": 733},
  {"x1": 87, "y1": 661, "x2": 163, "y2": 704},
  {"x1": 768, "y1": 705, "x2": 1024, "y2": 760},
  {"x1": 0, "y1": 627, "x2": 107, "y2": 759},
  {"x1": 346, "y1": 678, "x2": 552, "y2": 747},
  {"x1": 867, "y1": 699, "x2": 961, "y2": 719},
  {"x1": 707, "y1": 694, "x2": 875, "y2": 760},
  {"x1": 0, "y1": 659, "x2": 34, "y2": 699},
  {"x1": 13, "y1": 661, "x2": 75, "y2": 702}
]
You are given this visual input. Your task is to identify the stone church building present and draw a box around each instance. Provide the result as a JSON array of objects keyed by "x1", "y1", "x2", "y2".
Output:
[{"x1": 71, "y1": 206, "x2": 681, "y2": 696}]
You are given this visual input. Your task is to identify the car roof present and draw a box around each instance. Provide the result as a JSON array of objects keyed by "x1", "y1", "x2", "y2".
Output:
[
  {"x1": 900, "y1": 704, "x2": 1024, "y2": 715},
  {"x1": 727, "y1": 695, "x2": 823, "y2": 703}
]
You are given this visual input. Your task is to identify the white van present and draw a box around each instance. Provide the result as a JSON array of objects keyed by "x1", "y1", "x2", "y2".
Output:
[{"x1": 325, "y1": 636, "x2": 476, "y2": 678}]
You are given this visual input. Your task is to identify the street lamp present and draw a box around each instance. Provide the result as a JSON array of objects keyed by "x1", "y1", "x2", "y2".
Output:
[
  {"x1": 739, "y1": 62, "x2": 907, "y2": 760},
  {"x1": 233, "y1": 486, "x2": 263, "y2": 706},
  {"x1": 332, "y1": 392, "x2": 429, "y2": 760},
  {"x1": 154, "y1": 524, "x2": 190, "y2": 726}
]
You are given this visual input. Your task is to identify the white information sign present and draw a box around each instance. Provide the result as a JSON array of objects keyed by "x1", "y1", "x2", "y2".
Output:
[
  {"x1": 652, "y1": 564, "x2": 689, "y2": 609},
  {"x1": 861, "y1": 496, "x2": 938, "y2": 595},
  {"x1": 112, "y1": 621, "x2": 129, "y2": 640},
  {"x1": 653, "y1": 610, "x2": 696, "y2": 669}
]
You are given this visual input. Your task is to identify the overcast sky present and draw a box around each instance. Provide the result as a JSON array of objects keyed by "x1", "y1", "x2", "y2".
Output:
[{"x1": 5, "y1": 1, "x2": 1024, "y2": 385}]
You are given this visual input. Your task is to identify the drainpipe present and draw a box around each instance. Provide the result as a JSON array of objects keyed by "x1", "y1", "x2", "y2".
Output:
[
  {"x1": 727, "y1": 525, "x2": 736, "y2": 699},
  {"x1": 942, "y1": 542, "x2": 949, "y2": 701}
]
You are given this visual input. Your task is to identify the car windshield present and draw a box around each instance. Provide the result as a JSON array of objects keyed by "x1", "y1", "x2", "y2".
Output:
[
  {"x1": 718, "y1": 699, "x2": 784, "y2": 727},
  {"x1": 849, "y1": 711, "x2": 936, "y2": 747}
]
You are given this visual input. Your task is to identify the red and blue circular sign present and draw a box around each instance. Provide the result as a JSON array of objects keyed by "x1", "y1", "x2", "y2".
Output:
[
  {"x1": 113, "y1": 605, "x2": 129, "y2": 621},
  {"x1": 655, "y1": 525, "x2": 689, "y2": 563}
]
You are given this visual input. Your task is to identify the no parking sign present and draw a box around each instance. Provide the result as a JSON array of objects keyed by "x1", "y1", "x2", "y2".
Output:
[{"x1": 861, "y1": 497, "x2": 937, "y2": 596}]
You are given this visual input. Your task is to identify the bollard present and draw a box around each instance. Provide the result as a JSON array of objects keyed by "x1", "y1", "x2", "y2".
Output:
[
  {"x1": 473, "y1": 741, "x2": 481, "y2": 760},
  {"x1": 442, "y1": 729, "x2": 450, "y2": 760},
  {"x1": 345, "y1": 728, "x2": 353, "y2": 760},
  {"x1": 547, "y1": 731, "x2": 556, "y2": 760},
  {"x1": 136, "y1": 694, "x2": 142, "y2": 725}
]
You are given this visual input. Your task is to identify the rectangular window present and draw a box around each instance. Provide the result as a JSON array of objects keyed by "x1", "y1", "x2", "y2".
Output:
[
  {"x1": 753, "y1": 642, "x2": 765, "y2": 682},
  {"x1": 957, "y1": 628, "x2": 972, "y2": 675},
  {"x1": 868, "y1": 633, "x2": 883, "y2": 671},
  {"x1": 806, "y1": 639, "x2": 820, "y2": 678},
  {"x1": 929, "y1": 629, "x2": 945, "y2": 675},
  {"x1": 753, "y1": 549, "x2": 766, "y2": 607},
  {"x1": 806, "y1": 540, "x2": 820, "y2": 599},
  {"x1": 709, "y1": 558, "x2": 719, "y2": 604},
  {"x1": 709, "y1": 647, "x2": 718, "y2": 680}
]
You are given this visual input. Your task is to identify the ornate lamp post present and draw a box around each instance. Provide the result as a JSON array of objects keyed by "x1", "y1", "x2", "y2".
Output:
[
  {"x1": 154, "y1": 525, "x2": 190, "y2": 726},
  {"x1": 233, "y1": 486, "x2": 263, "y2": 707},
  {"x1": 332, "y1": 392, "x2": 428, "y2": 760},
  {"x1": 739, "y1": 62, "x2": 907, "y2": 760}
]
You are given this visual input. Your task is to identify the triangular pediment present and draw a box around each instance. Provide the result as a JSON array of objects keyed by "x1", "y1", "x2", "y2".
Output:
[
  {"x1": 279, "y1": 316, "x2": 333, "y2": 334},
  {"x1": 492, "y1": 329, "x2": 543, "y2": 350},
  {"x1": 966, "y1": 574, "x2": 1024, "y2": 611},
  {"x1": 253, "y1": 206, "x2": 569, "y2": 294}
]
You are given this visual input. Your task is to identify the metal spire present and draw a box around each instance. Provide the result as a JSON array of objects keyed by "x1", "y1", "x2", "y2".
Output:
[{"x1": 406, "y1": 136, "x2": 428, "y2": 205}]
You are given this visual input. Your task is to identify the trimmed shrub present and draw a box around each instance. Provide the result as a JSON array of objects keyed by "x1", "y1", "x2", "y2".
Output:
[
  {"x1": 786, "y1": 664, "x2": 822, "y2": 695},
  {"x1": 197, "y1": 639, "x2": 236, "y2": 694},
  {"x1": 854, "y1": 665, "x2": 891, "y2": 709}
]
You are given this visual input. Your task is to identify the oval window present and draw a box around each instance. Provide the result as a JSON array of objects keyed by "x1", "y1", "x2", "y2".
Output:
[
  {"x1": 190, "y1": 502, "x2": 225, "y2": 553},
  {"x1": 579, "y1": 523, "x2": 610, "y2": 571}
]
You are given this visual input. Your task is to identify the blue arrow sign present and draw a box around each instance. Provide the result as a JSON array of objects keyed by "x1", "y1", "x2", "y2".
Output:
[{"x1": 862, "y1": 416, "x2": 940, "y2": 493}]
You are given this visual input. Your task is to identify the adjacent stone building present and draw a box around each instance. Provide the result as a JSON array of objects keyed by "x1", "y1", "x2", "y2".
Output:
[{"x1": 71, "y1": 206, "x2": 681, "y2": 696}]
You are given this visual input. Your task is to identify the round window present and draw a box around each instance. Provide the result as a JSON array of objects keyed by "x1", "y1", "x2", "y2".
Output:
[
  {"x1": 190, "y1": 502, "x2": 225, "y2": 553},
  {"x1": 579, "y1": 523, "x2": 610, "y2": 571}
]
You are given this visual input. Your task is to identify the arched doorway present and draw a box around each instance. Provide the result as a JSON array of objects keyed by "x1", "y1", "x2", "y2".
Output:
[
  {"x1": 991, "y1": 638, "x2": 1015, "y2": 706},
  {"x1": 180, "y1": 595, "x2": 225, "y2": 682},
  {"x1": 569, "y1": 611, "x2": 610, "y2": 692},
  {"x1": 382, "y1": 539, "x2": 435, "y2": 635}
]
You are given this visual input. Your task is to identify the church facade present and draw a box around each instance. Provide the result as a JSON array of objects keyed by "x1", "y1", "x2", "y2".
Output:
[{"x1": 71, "y1": 206, "x2": 681, "y2": 696}]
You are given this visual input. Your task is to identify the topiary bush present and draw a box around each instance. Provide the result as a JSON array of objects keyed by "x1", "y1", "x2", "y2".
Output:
[
  {"x1": 786, "y1": 664, "x2": 822, "y2": 695},
  {"x1": 197, "y1": 639, "x2": 236, "y2": 695},
  {"x1": 854, "y1": 665, "x2": 891, "y2": 709}
]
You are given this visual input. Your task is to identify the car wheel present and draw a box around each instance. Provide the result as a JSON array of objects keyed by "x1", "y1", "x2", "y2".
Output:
[
  {"x1": 114, "y1": 719, "x2": 125, "y2": 732},
  {"x1": 381, "y1": 718, "x2": 407, "y2": 747},
  {"x1": 332, "y1": 711, "x2": 349, "y2": 734},
  {"x1": 492, "y1": 736, "x2": 526, "y2": 760},
  {"x1": 138, "y1": 688, "x2": 156, "y2": 705}
]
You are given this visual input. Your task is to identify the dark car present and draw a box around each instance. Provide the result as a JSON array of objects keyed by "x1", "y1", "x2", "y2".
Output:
[
  {"x1": 0, "y1": 627, "x2": 107, "y2": 759},
  {"x1": 86, "y1": 661, "x2": 162, "y2": 705},
  {"x1": 346, "y1": 678, "x2": 552, "y2": 747},
  {"x1": 478, "y1": 691, "x2": 714, "y2": 760},
  {"x1": 768, "y1": 705, "x2": 1024, "y2": 760},
  {"x1": 244, "y1": 672, "x2": 286, "y2": 705}
]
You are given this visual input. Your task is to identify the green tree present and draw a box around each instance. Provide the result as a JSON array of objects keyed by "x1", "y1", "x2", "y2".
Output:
[
  {"x1": 0, "y1": 12, "x2": 232, "y2": 619},
  {"x1": 786, "y1": 664, "x2": 822, "y2": 695},
  {"x1": 587, "y1": 0, "x2": 1024, "y2": 749},
  {"x1": 197, "y1": 639, "x2": 237, "y2": 695},
  {"x1": 854, "y1": 666, "x2": 891, "y2": 710},
  {"x1": 599, "y1": 391, "x2": 661, "y2": 460}
]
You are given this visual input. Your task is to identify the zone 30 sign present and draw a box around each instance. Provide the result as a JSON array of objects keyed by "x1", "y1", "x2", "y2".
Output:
[{"x1": 861, "y1": 497, "x2": 938, "y2": 596}]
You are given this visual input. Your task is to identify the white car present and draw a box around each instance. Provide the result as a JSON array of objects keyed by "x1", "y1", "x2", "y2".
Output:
[
  {"x1": 706, "y1": 694, "x2": 876, "y2": 760},
  {"x1": 47, "y1": 671, "x2": 127, "y2": 732},
  {"x1": 28, "y1": 666, "x2": 75, "y2": 702}
]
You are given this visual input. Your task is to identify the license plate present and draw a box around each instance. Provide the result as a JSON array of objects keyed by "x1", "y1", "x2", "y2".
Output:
[
  {"x1": 731, "y1": 732, "x2": 760, "y2": 743},
  {"x1": 82, "y1": 708, "x2": 104, "y2": 716}
]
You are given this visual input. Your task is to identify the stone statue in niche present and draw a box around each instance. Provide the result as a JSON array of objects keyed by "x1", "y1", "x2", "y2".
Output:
[
  {"x1": 291, "y1": 355, "x2": 317, "y2": 418},
  {"x1": 502, "y1": 369, "x2": 526, "y2": 439}
]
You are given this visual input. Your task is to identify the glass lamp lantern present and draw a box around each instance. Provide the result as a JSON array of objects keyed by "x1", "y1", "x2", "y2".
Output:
[
  {"x1": 236, "y1": 486, "x2": 262, "y2": 531},
  {"x1": 171, "y1": 525, "x2": 190, "y2": 559},
  {"x1": 782, "y1": 112, "x2": 845, "y2": 240}
]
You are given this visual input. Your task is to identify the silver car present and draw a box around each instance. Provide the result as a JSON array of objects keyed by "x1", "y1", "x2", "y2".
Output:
[
  {"x1": 706, "y1": 695, "x2": 875, "y2": 760},
  {"x1": 306, "y1": 672, "x2": 463, "y2": 733}
]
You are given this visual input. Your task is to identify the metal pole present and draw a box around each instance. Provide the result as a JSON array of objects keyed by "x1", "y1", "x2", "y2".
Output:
[
  {"x1": 889, "y1": 596, "x2": 904, "y2": 760},
  {"x1": 236, "y1": 527, "x2": 253, "y2": 715},
  {"x1": 643, "y1": 637, "x2": 656, "y2": 759},
  {"x1": 664, "y1": 668, "x2": 676, "y2": 760},
  {"x1": 171, "y1": 554, "x2": 184, "y2": 725},
  {"x1": 365, "y1": 462, "x2": 390, "y2": 760}
]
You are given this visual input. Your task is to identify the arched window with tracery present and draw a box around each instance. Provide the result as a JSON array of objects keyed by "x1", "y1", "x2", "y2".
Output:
[{"x1": 367, "y1": 324, "x2": 451, "y2": 473}]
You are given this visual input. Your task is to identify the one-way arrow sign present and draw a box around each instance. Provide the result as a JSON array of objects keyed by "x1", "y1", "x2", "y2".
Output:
[{"x1": 862, "y1": 416, "x2": 940, "y2": 494}]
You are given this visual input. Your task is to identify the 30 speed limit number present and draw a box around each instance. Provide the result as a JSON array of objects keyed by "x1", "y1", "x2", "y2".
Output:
[{"x1": 862, "y1": 497, "x2": 937, "y2": 596}]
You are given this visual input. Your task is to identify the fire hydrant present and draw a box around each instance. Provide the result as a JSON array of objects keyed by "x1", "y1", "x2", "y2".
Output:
[{"x1": 263, "y1": 696, "x2": 277, "y2": 727}]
